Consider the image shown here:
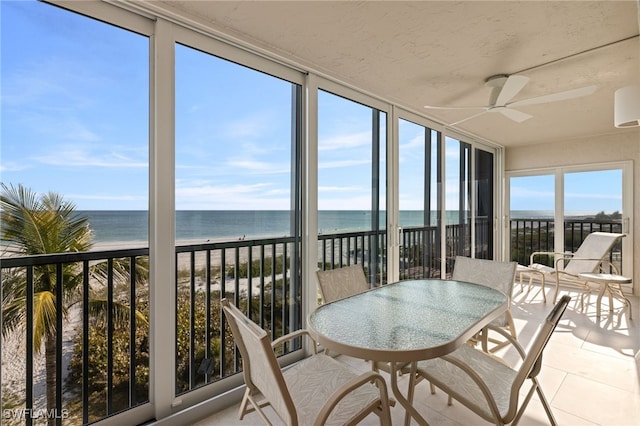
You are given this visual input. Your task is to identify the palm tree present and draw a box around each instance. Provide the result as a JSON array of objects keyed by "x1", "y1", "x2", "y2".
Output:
[{"x1": 1, "y1": 183, "x2": 147, "y2": 424}]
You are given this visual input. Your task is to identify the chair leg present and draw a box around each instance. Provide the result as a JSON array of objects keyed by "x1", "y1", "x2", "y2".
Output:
[
  {"x1": 512, "y1": 379, "x2": 557, "y2": 426},
  {"x1": 608, "y1": 283, "x2": 633, "y2": 319},
  {"x1": 238, "y1": 389, "x2": 251, "y2": 420},
  {"x1": 534, "y1": 379, "x2": 558, "y2": 426}
]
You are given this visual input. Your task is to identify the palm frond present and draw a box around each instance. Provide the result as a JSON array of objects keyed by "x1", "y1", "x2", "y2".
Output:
[
  {"x1": 1, "y1": 269, "x2": 27, "y2": 338},
  {"x1": 32, "y1": 291, "x2": 59, "y2": 354},
  {"x1": 1, "y1": 183, "x2": 93, "y2": 255},
  {"x1": 88, "y1": 299, "x2": 149, "y2": 328},
  {"x1": 1, "y1": 183, "x2": 47, "y2": 255}
]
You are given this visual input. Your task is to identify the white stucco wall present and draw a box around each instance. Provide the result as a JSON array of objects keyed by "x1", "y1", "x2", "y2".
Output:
[{"x1": 505, "y1": 130, "x2": 640, "y2": 293}]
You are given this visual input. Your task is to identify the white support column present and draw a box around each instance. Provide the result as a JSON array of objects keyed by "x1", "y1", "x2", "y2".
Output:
[
  {"x1": 149, "y1": 17, "x2": 177, "y2": 420},
  {"x1": 387, "y1": 106, "x2": 400, "y2": 283},
  {"x1": 304, "y1": 73, "x2": 319, "y2": 354}
]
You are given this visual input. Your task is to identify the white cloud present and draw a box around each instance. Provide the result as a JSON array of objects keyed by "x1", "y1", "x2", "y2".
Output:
[
  {"x1": 177, "y1": 182, "x2": 270, "y2": 196},
  {"x1": 318, "y1": 194, "x2": 372, "y2": 210},
  {"x1": 510, "y1": 187, "x2": 554, "y2": 199},
  {"x1": 69, "y1": 193, "x2": 146, "y2": 202},
  {"x1": 318, "y1": 159, "x2": 370, "y2": 169},
  {"x1": 34, "y1": 146, "x2": 147, "y2": 168},
  {"x1": 226, "y1": 159, "x2": 290, "y2": 174},
  {"x1": 565, "y1": 192, "x2": 621, "y2": 200},
  {"x1": 0, "y1": 162, "x2": 31, "y2": 172},
  {"x1": 399, "y1": 133, "x2": 425, "y2": 150},
  {"x1": 318, "y1": 185, "x2": 362, "y2": 192},
  {"x1": 175, "y1": 181, "x2": 294, "y2": 209},
  {"x1": 224, "y1": 112, "x2": 274, "y2": 139},
  {"x1": 319, "y1": 131, "x2": 371, "y2": 151},
  {"x1": 61, "y1": 120, "x2": 101, "y2": 143}
]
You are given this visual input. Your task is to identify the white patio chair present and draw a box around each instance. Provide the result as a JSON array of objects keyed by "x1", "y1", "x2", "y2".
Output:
[
  {"x1": 452, "y1": 256, "x2": 518, "y2": 353},
  {"x1": 221, "y1": 299, "x2": 392, "y2": 426},
  {"x1": 316, "y1": 265, "x2": 388, "y2": 371},
  {"x1": 403, "y1": 295, "x2": 571, "y2": 426},
  {"x1": 528, "y1": 232, "x2": 625, "y2": 303},
  {"x1": 316, "y1": 264, "x2": 370, "y2": 303}
]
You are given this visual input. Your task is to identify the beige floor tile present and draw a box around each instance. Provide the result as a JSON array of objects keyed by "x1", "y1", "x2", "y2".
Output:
[{"x1": 552, "y1": 374, "x2": 640, "y2": 425}]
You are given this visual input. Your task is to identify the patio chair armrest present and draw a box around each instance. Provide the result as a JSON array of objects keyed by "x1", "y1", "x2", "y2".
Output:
[
  {"x1": 554, "y1": 256, "x2": 615, "y2": 273},
  {"x1": 597, "y1": 261, "x2": 620, "y2": 274},
  {"x1": 484, "y1": 324, "x2": 527, "y2": 359},
  {"x1": 271, "y1": 329, "x2": 319, "y2": 354},
  {"x1": 530, "y1": 251, "x2": 563, "y2": 264},
  {"x1": 314, "y1": 370, "x2": 390, "y2": 426}
]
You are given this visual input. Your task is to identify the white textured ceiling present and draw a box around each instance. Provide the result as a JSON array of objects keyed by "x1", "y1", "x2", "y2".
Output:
[{"x1": 154, "y1": 0, "x2": 640, "y2": 147}]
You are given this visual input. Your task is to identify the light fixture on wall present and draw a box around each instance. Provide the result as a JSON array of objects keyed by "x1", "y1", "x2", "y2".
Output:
[{"x1": 614, "y1": 85, "x2": 640, "y2": 128}]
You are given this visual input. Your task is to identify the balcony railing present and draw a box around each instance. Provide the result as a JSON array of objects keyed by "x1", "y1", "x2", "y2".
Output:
[
  {"x1": 0, "y1": 237, "x2": 302, "y2": 425},
  {"x1": 1, "y1": 218, "x2": 621, "y2": 425},
  {"x1": 173, "y1": 237, "x2": 301, "y2": 395},
  {"x1": 1, "y1": 248, "x2": 149, "y2": 425}
]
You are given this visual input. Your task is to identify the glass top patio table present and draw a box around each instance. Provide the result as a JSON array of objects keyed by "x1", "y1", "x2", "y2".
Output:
[
  {"x1": 307, "y1": 278, "x2": 508, "y2": 425},
  {"x1": 307, "y1": 278, "x2": 508, "y2": 363}
]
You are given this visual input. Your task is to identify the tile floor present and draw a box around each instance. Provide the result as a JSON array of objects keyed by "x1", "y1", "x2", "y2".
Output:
[{"x1": 195, "y1": 283, "x2": 639, "y2": 425}]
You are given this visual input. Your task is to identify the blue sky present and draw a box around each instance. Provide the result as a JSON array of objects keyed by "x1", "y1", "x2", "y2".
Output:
[
  {"x1": 510, "y1": 170, "x2": 622, "y2": 213},
  {"x1": 2, "y1": 0, "x2": 149, "y2": 209},
  {"x1": 1, "y1": 0, "x2": 623, "y2": 214}
]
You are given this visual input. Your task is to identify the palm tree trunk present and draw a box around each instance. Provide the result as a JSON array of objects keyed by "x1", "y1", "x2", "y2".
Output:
[{"x1": 45, "y1": 334, "x2": 57, "y2": 426}]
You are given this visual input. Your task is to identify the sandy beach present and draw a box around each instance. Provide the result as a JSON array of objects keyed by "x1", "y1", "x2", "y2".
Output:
[{"x1": 91, "y1": 236, "x2": 287, "y2": 268}]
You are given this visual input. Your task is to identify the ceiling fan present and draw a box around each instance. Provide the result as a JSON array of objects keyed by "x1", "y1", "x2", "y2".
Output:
[{"x1": 424, "y1": 74, "x2": 597, "y2": 126}]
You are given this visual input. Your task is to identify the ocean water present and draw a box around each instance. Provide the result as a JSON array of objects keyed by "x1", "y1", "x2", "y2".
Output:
[
  {"x1": 78, "y1": 210, "x2": 586, "y2": 244},
  {"x1": 79, "y1": 210, "x2": 440, "y2": 243}
]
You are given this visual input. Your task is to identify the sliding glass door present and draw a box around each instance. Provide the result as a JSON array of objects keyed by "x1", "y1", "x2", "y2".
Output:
[
  {"x1": 317, "y1": 90, "x2": 387, "y2": 284},
  {"x1": 173, "y1": 35, "x2": 304, "y2": 400},
  {"x1": 397, "y1": 118, "x2": 442, "y2": 279},
  {"x1": 508, "y1": 165, "x2": 630, "y2": 279}
]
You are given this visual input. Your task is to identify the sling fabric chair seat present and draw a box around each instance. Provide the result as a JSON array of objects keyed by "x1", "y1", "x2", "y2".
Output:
[{"x1": 221, "y1": 299, "x2": 392, "y2": 426}]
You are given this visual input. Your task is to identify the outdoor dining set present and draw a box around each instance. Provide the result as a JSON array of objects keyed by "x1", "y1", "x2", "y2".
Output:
[{"x1": 220, "y1": 231, "x2": 630, "y2": 425}]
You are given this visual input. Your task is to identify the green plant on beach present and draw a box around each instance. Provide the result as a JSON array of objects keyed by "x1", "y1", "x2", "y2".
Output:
[
  {"x1": 225, "y1": 254, "x2": 289, "y2": 278},
  {"x1": 175, "y1": 287, "x2": 225, "y2": 393},
  {"x1": 1, "y1": 183, "x2": 148, "y2": 424}
]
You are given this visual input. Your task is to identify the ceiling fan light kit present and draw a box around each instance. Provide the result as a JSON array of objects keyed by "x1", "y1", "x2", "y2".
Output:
[{"x1": 614, "y1": 85, "x2": 640, "y2": 128}]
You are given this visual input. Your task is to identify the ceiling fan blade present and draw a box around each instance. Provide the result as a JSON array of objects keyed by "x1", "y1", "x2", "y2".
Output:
[
  {"x1": 495, "y1": 75, "x2": 530, "y2": 106},
  {"x1": 424, "y1": 105, "x2": 487, "y2": 110},
  {"x1": 509, "y1": 85, "x2": 597, "y2": 108},
  {"x1": 498, "y1": 107, "x2": 532, "y2": 123},
  {"x1": 448, "y1": 110, "x2": 488, "y2": 127}
]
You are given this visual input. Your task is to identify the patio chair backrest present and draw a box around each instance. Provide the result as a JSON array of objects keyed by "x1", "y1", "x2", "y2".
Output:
[
  {"x1": 452, "y1": 256, "x2": 517, "y2": 296},
  {"x1": 564, "y1": 232, "x2": 625, "y2": 275},
  {"x1": 452, "y1": 256, "x2": 517, "y2": 326},
  {"x1": 508, "y1": 295, "x2": 571, "y2": 418},
  {"x1": 221, "y1": 299, "x2": 296, "y2": 424},
  {"x1": 316, "y1": 264, "x2": 370, "y2": 303}
]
